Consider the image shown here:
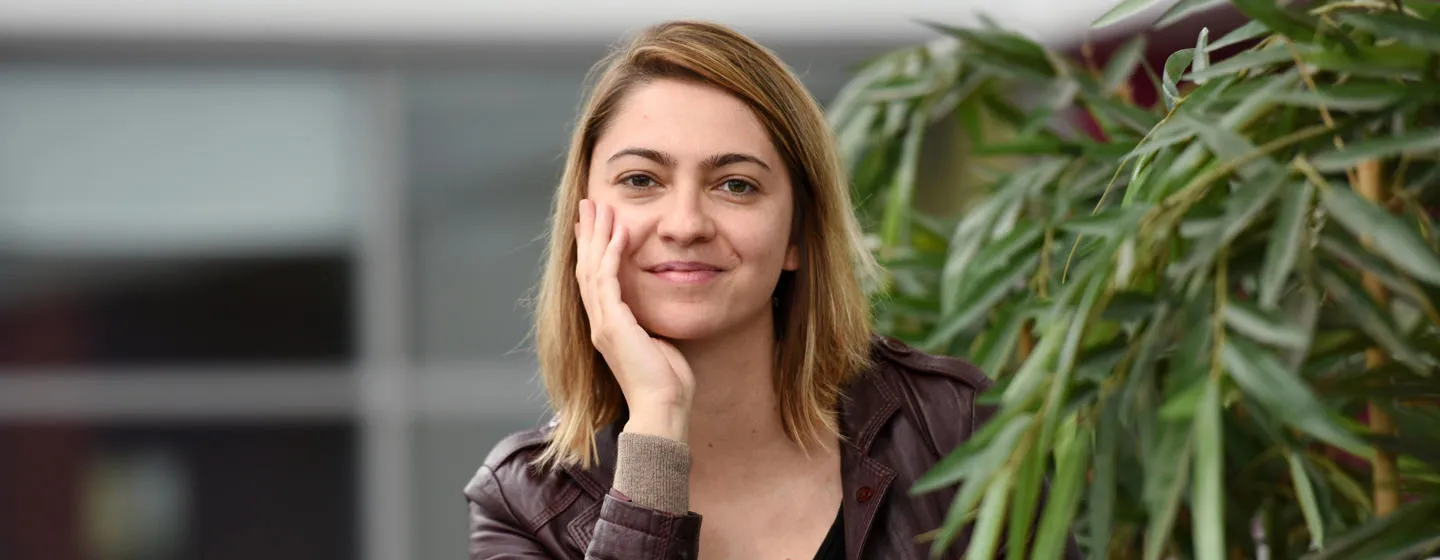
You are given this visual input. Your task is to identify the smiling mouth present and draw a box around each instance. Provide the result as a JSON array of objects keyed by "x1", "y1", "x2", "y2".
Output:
[{"x1": 646, "y1": 261, "x2": 724, "y2": 285}]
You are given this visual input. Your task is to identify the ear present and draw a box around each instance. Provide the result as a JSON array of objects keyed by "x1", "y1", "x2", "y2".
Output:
[{"x1": 783, "y1": 243, "x2": 800, "y2": 271}]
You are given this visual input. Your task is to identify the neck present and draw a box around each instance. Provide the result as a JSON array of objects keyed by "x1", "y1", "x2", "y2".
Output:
[{"x1": 670, "y1": 315, "x2": 789, "y2": 455}]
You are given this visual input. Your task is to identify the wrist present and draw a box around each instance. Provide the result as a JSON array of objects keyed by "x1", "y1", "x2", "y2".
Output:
[{"x1": 624, "y1": 406, "x2": 689, "y2": 442}]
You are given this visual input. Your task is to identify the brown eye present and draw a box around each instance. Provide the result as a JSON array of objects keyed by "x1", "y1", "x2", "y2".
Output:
[
  {"x1": 720, "y1": 179, "x2": 756, "y2": 195},
  {"x1": 622, "y1": 174, "x2": 655, "y2": 188}
]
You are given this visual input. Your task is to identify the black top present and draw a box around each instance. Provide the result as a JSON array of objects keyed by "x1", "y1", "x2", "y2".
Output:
[{"x1": 812, "y1": 507, "x2": 845, "y2": 560}]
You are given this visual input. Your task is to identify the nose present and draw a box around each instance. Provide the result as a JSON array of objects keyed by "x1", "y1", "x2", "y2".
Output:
[{"x1": 656, "y1": 188, "x2": 716, "y2": 247}]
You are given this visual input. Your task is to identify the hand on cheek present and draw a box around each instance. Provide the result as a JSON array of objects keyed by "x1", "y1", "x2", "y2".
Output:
[{"x1": 574, "y1": 198, "x2": 694, "y2": 441}]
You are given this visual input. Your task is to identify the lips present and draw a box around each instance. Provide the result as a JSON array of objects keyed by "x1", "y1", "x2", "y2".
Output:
[
  {"x1": 646, "y1": 261, "x2": 722, "y2": 273},
  {"x1": 645, "y1": 261, "x2": 724, "y2": 285}
]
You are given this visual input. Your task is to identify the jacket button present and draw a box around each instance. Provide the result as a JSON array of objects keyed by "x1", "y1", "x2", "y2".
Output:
[{"x1": 856, "y1": 486, "x2": 874, "y2": 503}]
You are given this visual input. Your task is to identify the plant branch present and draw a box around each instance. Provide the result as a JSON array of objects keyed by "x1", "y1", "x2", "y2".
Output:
[{"x1": 1354, "y1": 158, "x2": 1401, "y2": 516}]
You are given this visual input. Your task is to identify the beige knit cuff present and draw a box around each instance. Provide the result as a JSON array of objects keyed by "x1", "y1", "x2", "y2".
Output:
[{"x1": 613, "y1": 432, "x2": 691, "y2": 515}]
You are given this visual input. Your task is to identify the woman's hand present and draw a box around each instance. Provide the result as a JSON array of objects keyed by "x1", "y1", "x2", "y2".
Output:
[{"x1": 575, "y1": 199, "x2": 696, "y2": 442}]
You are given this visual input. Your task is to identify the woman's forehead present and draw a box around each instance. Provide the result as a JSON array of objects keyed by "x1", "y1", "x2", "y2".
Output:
[{"x1": 592, "y1": 79, "x2": 783, "y2": 170}]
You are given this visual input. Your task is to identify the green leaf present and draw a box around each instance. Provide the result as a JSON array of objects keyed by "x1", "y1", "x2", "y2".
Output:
[
  {"x1": 1338, "y1": 11, "x2": 1440, "y2": 54},
  {"x1": 964, "y1": 467, "x2": 1014, "y2": 560},
  {"x1": 1103, "y1": 36, "x2": 1147, "y2": 94},
  {"x1": 1301, "y1": 42, "x2": 1429, "y2": 79},
  {"x1": 1319, "y1": 184, "x2": 1440, "y2": 285},
  {"x1": 1002, "y1": 311, "x2": 1069, "y2": 407},
  {"x1": 1221, "y1": 338, "x2": 1369, "y2": 455},
  {"x1": 880, "y1": 107, "x2": 926, "y2": 248},
  {"x1": 1191, "y1": 378, "x2": 1224, "y2": 560},
  {"x1": 926, "y1": 416, "x2": 1031, "y2": 554},
  {"x1": 1260, "y1": 82, "x2": 1428, "y2": 112},
  {"x1": 1031, "y1": 420, "x2": 1090, "y2": 560},
  {"x1": 1302, "y1": 498, "x2": 1440, "y2": 560},
  {"x1": 925, "y1": 253, "x2": 1038, "y2": 351},
  {"x1": 1087, "y1": 402, "x2": 1120, "y2": 558},
  {"x1": 1207, "y1": 19, "x2": 1268, "y2": 52},
  {"x1": 1082, "y1": 90, "x2": 1164, "y2": 133},
  {"x1": 1191, "y1": 28, "x2": 1211, "y2": 84},
  {"x1": 1317, "y1": 266, "x2": 1430, "y2": 372},
  {"x1": 1186, "y1": 43, "x2": 1290, "y2": 82},
  {"x1": 971, "y1": 136, "x2": 1083, "y2": 156},
  {"x1": 969, "y1": 300, "x2": 1031, "y2": 375},
  {"x1": 1143, "y1": 420, "x2": 1193, "y2": 560},
  {"x1": 1178, "y1": 166, "x2": 1286, "y2": 276},
  {"x1": 971, "y1": 220, "x2": 1044, "y2": 277},
  {"x1": 1287, "y1": 451, "x2": 1325, "y2": 550},
  {"x1": 1159, "y1": 378, "x2": 1205, "y2": 420},
  {"x1": 1006, "y1": 444, "x2": 1046, "y2": 559},
  {"x1": 1158, "y1": 0, "x2": 1226, "y2": 28},
  {"x1": 1316, "y1": 228, "x2": 1434, "y2": 310},
  {"x1": 924, "y1": 22, "x2": 1055, "y2": 79},
  {"x1": 1162, "y1": 48, "x2": 1195, "y2": 109},
  {"x1": 1311, "y1": 128, "x2": 1440, "y2": 173},
  {"x1": 1224, "y1": 299, "x2": 1310, "y2": 349},
  {"x1": 1231, "y1": 0, "x2": 1319, "y2": 41},
  {"x1": 1260, "y1": 182, "x2": 1312, "y2": 308},
  {"x1": 1130, "y1": 115, "x2": 1195, "y2": 157},
  {"x1": 913, "y1": 413, "x2": 1034, "y2": 494},
  {"x1": 940, "y1": 194, "x2": 1006, "y2": 316},
  {"x1": 1060, "y1": 205, "x2": 1149, "y2": 239},
  {"x1": 1092, "y1": 0, "x2": 1167, "y2": 29}
]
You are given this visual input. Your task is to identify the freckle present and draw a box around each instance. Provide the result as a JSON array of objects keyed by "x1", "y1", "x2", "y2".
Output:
[{"x1": 707, "y1": 443, "x2": 713, "y2": 448}]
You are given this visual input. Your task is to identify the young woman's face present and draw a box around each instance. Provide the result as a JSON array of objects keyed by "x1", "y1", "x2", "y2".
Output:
[{"x1": 586, "y1": 78, "x2": 798, "y2": 341}]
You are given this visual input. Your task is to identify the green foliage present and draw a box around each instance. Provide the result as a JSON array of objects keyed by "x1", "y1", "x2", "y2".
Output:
[{"x1": 832, "y1": 1, "x2": 1440, "y2": 557}]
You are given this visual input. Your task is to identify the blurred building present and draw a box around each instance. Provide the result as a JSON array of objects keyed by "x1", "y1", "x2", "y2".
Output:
[{"x1": 0, "y1": 1, "x2": 1134, "y2": 559}]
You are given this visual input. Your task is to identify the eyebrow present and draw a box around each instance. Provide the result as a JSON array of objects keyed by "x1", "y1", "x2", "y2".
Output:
[{"x1": 606, "y1": 147, "x2": 772, "y2": 172}]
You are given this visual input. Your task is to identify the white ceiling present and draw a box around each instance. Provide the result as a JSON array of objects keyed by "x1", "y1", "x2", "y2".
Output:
[{"x1": 0, "y1": 0, "x2": 1157, "y2": 45}]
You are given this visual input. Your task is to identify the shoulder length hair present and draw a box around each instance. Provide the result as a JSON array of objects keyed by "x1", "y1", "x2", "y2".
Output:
[{"x1": 534, "y1": 20, "x2": 879, "y2": 467}]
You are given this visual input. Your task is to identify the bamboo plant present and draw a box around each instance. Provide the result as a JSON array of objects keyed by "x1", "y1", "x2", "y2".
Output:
[{"x1": 830, "y1": 0, "x2": 1440, "y2": 558}]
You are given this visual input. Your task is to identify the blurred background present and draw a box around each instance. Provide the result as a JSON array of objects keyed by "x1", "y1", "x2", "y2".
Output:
[{"x1": 0, "y1": 1, "x2": 1223, "y2": 559}]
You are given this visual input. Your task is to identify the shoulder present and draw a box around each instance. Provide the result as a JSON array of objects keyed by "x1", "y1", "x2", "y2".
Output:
[
  {"x1": 464, "y1": 424, "x2": 578, "y2": 533},
  {"x1": 868, "y1": 335, "x2": 997, "y2": 454},
  {"x1": 870, "y1": 334, "x2": 993, "y2": 395}
]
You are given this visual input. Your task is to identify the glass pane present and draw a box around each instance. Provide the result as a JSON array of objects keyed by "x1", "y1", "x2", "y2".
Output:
[
  {"x1": 406, "y1": 53, "x2": 598, "y2": 364},
  {"x1": 0, "y1": 63, "x2": 364, "y2": 257},
  {"x1": 0, "y1": 255, "x2": 353, "y2": 366},
  {"x1": 411, "y1": 416, "x2": 545, "y2": 560},
  {"x1": 0, "y1": 62, "x2": 366, "y2": 366},
  {"x1": 0, "y1": 422, "x2": 355, "y2": 560}
]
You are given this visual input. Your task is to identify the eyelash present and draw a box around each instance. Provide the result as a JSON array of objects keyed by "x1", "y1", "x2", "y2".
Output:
[{"x1": 617, "y1": 174, "x2": 759, "y2": 197}]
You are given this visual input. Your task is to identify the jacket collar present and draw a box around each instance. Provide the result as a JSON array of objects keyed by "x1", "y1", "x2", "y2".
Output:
[{"x1": 561, "y1": 338, "x2": 904, "y2": 559}]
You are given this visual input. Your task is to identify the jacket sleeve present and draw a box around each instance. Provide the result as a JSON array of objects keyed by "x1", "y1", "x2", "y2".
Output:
[
  {"x1": 584, "y1": 491, "x2": 703, "y2": 559},
  {"x1": 466, "y1": 464, "x2": 703, "y2": 559}
]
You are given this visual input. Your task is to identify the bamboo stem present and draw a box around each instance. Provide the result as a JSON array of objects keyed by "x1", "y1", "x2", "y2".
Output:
[
  {"x1": 1018, "y1": 322, "x2": 1036, "y2": 361},
  {"x1": 1355, "y1": 158, "x2": 1400, "y2": 516}
]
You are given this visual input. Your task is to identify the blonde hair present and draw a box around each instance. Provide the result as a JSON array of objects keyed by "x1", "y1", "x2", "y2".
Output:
[{"x1": 534, "y1": 20, "x2": 879, "y2": 467}]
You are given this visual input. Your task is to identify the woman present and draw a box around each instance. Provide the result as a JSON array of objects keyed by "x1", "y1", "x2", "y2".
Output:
[{"x1": 466, "y1": 20, "x2": 1063, "y2": 559}]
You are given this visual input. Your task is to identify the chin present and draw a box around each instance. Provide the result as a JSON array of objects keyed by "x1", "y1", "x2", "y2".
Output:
[
  {"x1": 635, "y1": 309, "x2": 725, "y2": 341},
  {"x1": 632, "y1": 300, "x2": 762, "y2": 341}
]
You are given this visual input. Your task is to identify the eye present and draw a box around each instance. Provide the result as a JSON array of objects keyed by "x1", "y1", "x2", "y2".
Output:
[
  {"x1": 719, "y1": 178, "x2": 757, "y2": 196},
  {"x1": 621, "y1": 174, "x2": 656, "y2": 189}
]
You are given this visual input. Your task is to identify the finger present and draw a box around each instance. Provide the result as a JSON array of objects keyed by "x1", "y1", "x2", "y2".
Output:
[
  {"x1": 576, "y1": 199, "x2": 594, "y2": 279},
  {"x1": 590, "y1": 201, "x2": 614, "y2": 282},
  {"x1": 575, "y1": 199, "x2": 599, "y2": 323},
  {"x1": 598, "y1": 226, "x2": 627, "y2": 326},
  {"x1": 599, "y1": 225, "x2": 625, "y2": 291}
]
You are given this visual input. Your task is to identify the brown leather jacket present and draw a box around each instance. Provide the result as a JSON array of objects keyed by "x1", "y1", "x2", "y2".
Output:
[{"x1": 465, "y1": 336, "x2": 1081, "y2": 559}]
